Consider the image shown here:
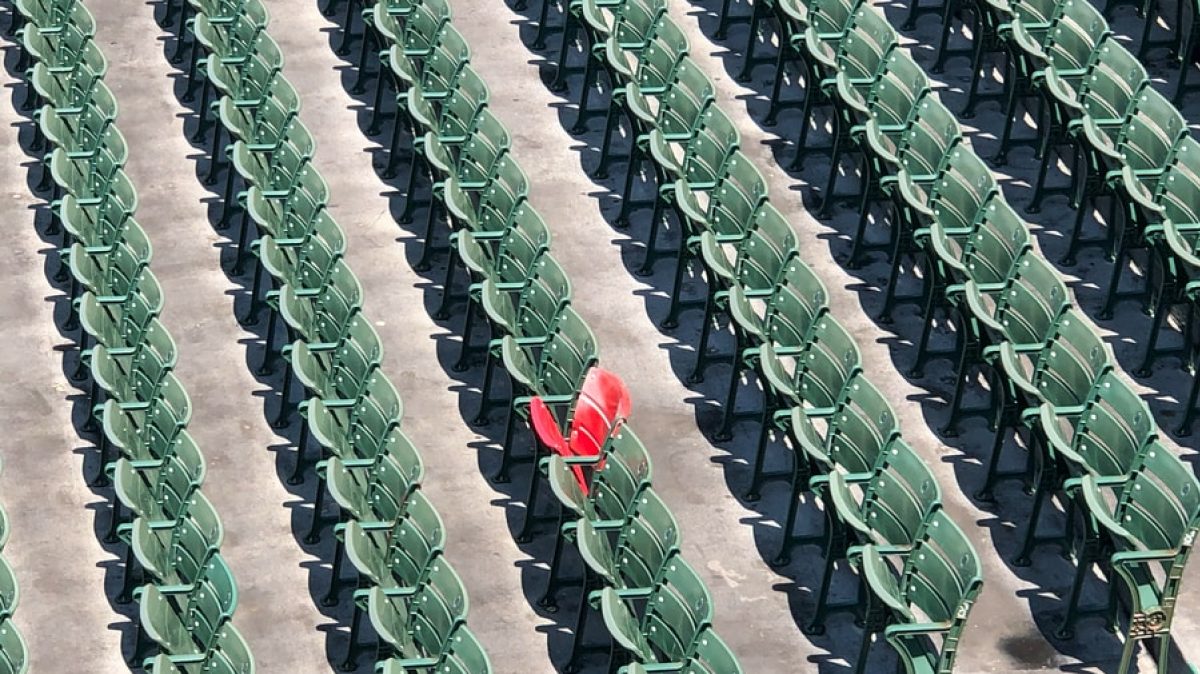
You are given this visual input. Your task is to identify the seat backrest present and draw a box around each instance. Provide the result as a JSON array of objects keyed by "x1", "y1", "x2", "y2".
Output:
[
  {"x1": 188, "y1": 555, "x2": 240, "y2": 652},
  {"x1": 59, "y1": 181, "x2": 138, "y2": 247},
  {"x1": 1011, "y1": 0, "x2": 1059, "y2": 26},
  {"x1": 952, "y1": 196, "x2": 1032, "y2": 287},
  {"x1": 1112, "y1": 446, "x2": 1200, "y2": 565},
  {"x1": 408, "y1": 559, "x2": 469, "y2": 659},
  {"x1": 0, "y1": 558, "x2": 18, "y2": 621},
  {"x1": 556, "y1": 367, "x2": 629, "y2": 462},
  {"x1": 209, "y1": 624, "x2": 254, "y2": 674},
  {"x1": 628, "y1": 14, "x2": 690, "y2": 93},
  {"x1": 764, "y1": 315, "x2": 861, "y2": 413},
  {"x1": 1116, "y1": 87, "x2": 1189, "y2": 175},
  {"x1": 987, "y1": 252, "x2": 1071, "y2": 348},
  {"x1": 1041, "y1": 0, "x2": 1110, "y2": 74},
  {"x1": 897, "y1": 509, "x2": 982, "y2": 671},
  {"x1": 437, "y1": 626, "x2": 492, "y2": 674},
  {"x1": 678, "y1": 106, "x2": 741, "y2": 188},
  {"x1": 530, "y1": 307, "x2": 599, "y2": 398},
  {"x1": 836, "y1": 7, "x2": 898, "y2": 86},
  {"x1": 865, "y1": 53, "x2": 931, "y2": 134},
  {"x1": 429, "y1": 66, "x2": 490, "y2": 141},
  {"x1": 0, "y1": 619, "x2": 26, "y2": 674},
  {"x1": 641, "y1": 557, "x2": 713, "y2": 663},
  {"x1": 1045, "y1": 369, "x2": 1155, "y2": 477},
  {"x1": 400, "y1": 0, "x2": 452, "y2": 55},
  {"x1": 384, "y1": 489, "x2": 445, "y2": 589},
  {"x1": 24, "y1": 19, "x2": 94, "y2": 68},
  {"x1": 588, "y1": 427, "x2": 653, "y2": 522},
  {"x1": 729, "y1": 202, "x2": 799, "y2": 293},
  {"x1": 758, "y1": 260, "x2": 830, "y2": 349},
  {"x1": 832, "y1": 439, "x2": 942, "y2": 548},
  {"x1": 1077, "y1": 38, "x2": 1148, "y2": 125},
  {"x1": 1027, "y1": 309, "x2": 1112, "y2": 409},
  {"x1": 807, "y1": 0, "x2": 863, "y2": 35},
  {"x1": 415, "y1": 23, "x2": 472, "y2": 99},
  {"x1": 1158, "y1": 139, "x2": 1200, "y2": 239},
  {"x1": 609, "y1": 0, "x2": 669, "y2": 49},
  {"x1": 895, "y1": 96, "x2": 962, "y2": 180},
  {"x1": 469, "y1": 156, "x2": 529, "y2": 236},
  {"x1": 348, "y1": 373, "x2": 407, "y2": 462},
  {"x1": 825, "y1": 373, "x2": 900, "y2": 475},
  {"x1": 483, "y1": 204, "x2": 549, "y2": 287},
  {"x1": 579, "y1": 486, "x2": 679, "y2": 591},
  {"x1": 694, "y1": 152, "x2": 768, "y2": 239},
  {"x1": 926, "y1": 147, "x2": 999, "y2": 232},
  {"x1": 654, "y1": 57, "x2": 716, "y2": 136},
  {"x1": 682, "y1": 627, "x2": 743, "y2": 674}
]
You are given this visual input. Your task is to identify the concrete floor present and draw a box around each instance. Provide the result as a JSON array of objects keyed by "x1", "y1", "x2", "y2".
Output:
[{"x1": 0, "y1": 0, "x2": 1198, "y2": 672}]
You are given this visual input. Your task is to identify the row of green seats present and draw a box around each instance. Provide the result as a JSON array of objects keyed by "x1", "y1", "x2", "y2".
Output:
[
  {"x1": 0, "y1": 463, "x2": 24, "y2": 674},
  {"x1": 165, "y1": 0, "x2": 492, "y2": 671},
  {"x1": 12, "y1": 0, "x2": 253, "y2": 671},
  {"x1": 713, "y1": 0, "x2": 1200, "y2": 670},
  {"x1": 531, "y1": 0, "x2": 987, "y2": 670},
  {"x1": 333, "y1": 0, "x2": 752, "y2": 670}
]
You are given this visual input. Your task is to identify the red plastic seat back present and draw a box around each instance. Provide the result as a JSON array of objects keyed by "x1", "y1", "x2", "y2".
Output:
[{"x1": 533, "y1": 367, "x2": 632, "y2": 492}]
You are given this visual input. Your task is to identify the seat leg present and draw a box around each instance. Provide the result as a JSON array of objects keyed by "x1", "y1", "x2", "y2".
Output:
[
  {"x1": 565, "y1": 571, "x2": 597, "y2": 673},
  {"x1": 614, "y1": 141, "x2": 645, "y2": 227},
  {"x1": 714, "y1": 345, "x2": 745, "y2": 442},
  {"x1": 687, "y1": 290, "x2": 718, "y2": 383},
  {"x1": 636, "y1": 186, "x2": 670, "y2": 277},
  {"x1": 570, "y1": 50, "x2": 600, "y2": 134},
  {"x1": 801, "y1": 525, "x2": 843, "y2": 633},
  {"x1": 493, "y1": 403, "x2": 524, "y2": 483},
  {"x1": 744, "y1": 400, "x2": 776, "y2": 502},
  {"x1": 593, "y1": 98, "x2": 622, "y2": 179},
  {"x1": 452, "y1": 300, "x2": 480, "y2": 372},
  {"x1": 473, "y1": 349, "x2": 498, "y2": 427},
  {"x1": 272, "y1": 364, "x2": 294, "y2": 429},
  {"x1": 974, "y1": 403, "x2": 1011, "y2": 502},
  {"x1": 537, "y1": 515, "x2": 569, "y2": 611},
  {"x1": 661, "y1": 241, "x2": 693, "y2": 329},
  {"x1": 339, "y1": 598, "x2": 365, "y2": 670},
  {"x1": 323, "y1": 535, "x2": 349, "y2": 607},
  {"x1": 305, "y1": 478, "x2": 328, "y2": 545},
  {"x1": 764, "y1": 42, "x2": 792, "y2": 126},
  {"x1": 1025, "y1": 128, "x2": 1059, "y2": 215},
  {"x1": 367, "y1": 57, "x2": 391, "y2": 136},
  {"x1": 287, "y1": 416, "x2": 310, "y2": 485},
  {"x1": 910, "y1": 282, "x2": 944, "y2": 378},
  {"x1": 1174, "y1": 358, "x2": 1200, "y2": 436},
  {"x1": 736, "y1": 4, "x2": 766, "y2": 82},
  {"x1": 515, "y1": 451, "x2": 545, "y2": 543}
]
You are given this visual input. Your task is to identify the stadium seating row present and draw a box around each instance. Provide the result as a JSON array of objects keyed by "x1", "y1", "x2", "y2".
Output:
[
  {"x1": 11, "y1": 0, "x2": 253, "y2": 670},
  {"x1": 161, "y1": 0, "x2": 496, "y2": 669}
]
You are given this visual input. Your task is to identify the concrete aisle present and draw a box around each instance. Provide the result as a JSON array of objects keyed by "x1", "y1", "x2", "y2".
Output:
[
  {"x1": 0, "y1": 23, "x2": 132, "y2": 672},
  {"x1": 82, "y1": 2, "x2": 333, "y2": 670}
]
